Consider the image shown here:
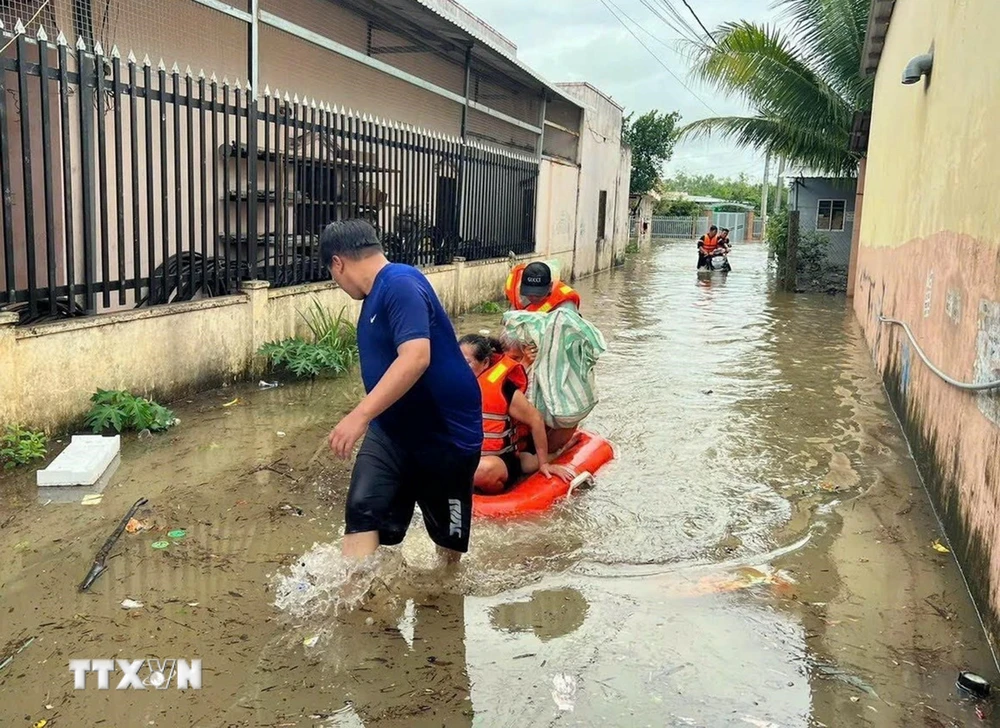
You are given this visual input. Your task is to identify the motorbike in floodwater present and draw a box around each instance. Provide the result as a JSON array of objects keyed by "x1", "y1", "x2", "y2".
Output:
[{"x1": 698, "y1": 250, "x2": 732, "y2": 273}]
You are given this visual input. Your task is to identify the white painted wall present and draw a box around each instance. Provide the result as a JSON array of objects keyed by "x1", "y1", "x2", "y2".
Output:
[
  {"x1": 554, "y1": 83, "x2": 629, "y2": 278},
  {"x1": 536, "y1": 158, "x2": 581, "y2": 258}
]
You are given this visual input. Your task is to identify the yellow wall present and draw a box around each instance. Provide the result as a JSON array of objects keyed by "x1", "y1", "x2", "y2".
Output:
[
  {"x1": 854, "y1": 0, "x2": 1000, "y2": 644},
  {"x1": 860, "y1": 0, "x2": 999, "y2": 251}
]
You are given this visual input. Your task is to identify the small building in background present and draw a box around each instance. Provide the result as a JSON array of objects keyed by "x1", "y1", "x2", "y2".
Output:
[
  {"x1": 784, "y1": 171, "x2": 859, "y2": 290},
  {"x1": 630, "y1": 189, "x2": 661, "y2": 252}
]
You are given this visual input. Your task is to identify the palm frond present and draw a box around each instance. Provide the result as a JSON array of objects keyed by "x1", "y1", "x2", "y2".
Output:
[
  {"x1": 688, "y1": 21, "x2": 853, "y2": 135},
  {"x1": 775, "y1": 0, "x2": 873, "y2": 105},
  {"x1": 680, "y1": 115, "x2": 859, "y2": 176}
]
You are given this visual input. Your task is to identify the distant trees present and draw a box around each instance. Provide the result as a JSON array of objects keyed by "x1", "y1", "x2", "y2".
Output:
[
  {"x1": 658, "y1": 172, "x2": 781, "y2": 214},
  {"x1": 621, "y1": 110, "x2": 681, "y2": 195}
]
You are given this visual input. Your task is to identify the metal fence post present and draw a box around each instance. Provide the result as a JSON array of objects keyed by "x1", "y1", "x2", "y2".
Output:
[
  {"x1": 77, "y1": 39, "x2": 98, "y2": 314},
  {"x1": 785, "y1": 210, "x2": 799, "y2": 292}
]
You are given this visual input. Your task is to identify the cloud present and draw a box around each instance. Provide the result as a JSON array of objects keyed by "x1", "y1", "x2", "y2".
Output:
[{"x1": 460, "y1": 0, "x2": 781, "y2": 179}]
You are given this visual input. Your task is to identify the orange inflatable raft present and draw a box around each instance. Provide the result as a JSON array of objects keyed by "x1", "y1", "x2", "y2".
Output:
[{"x1": 472, "y1": 430, "x2": 614, "y2": 519}]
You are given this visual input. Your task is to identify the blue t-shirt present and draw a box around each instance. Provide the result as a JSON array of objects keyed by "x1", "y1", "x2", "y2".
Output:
[{"x1": 358, "y1": 264, "x2": 482, "y2": 454}]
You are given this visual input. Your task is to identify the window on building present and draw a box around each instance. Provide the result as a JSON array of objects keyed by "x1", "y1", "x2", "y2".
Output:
[
  {"x1": 598, "y1": 190, "x2": 608, "y2": 239},
  {"x1": 816, "y1": 199, "x2": 847, "y2": 232}
]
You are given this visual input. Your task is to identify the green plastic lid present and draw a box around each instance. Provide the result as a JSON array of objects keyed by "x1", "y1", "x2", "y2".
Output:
[
  {"x1": 167, "y1": 529, "x2": 187, "y2": 539},
  {"x1": 151, "y1": 541, "x2": 170, "y2": 549}
]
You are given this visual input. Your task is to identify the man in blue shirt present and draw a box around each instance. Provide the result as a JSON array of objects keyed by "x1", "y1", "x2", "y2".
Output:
[{"x1": 321, "y1": 220, "x2": 482, "y2": 563}]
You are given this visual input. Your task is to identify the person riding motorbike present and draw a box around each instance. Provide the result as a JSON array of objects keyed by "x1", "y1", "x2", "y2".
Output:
[{"x1": 697, "y1": 226, "x2": 720, "y2": 269}]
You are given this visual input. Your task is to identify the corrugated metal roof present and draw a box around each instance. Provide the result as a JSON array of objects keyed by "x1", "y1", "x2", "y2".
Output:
[
  {"x1": 862, "y1": 0, "x2": 896, "y2": 76},
  {"x1": 411, "y1": 0, "x2": 518, "y2": 57},
  {"x1": 372, "y1": 0, "x2": 584, "y2": 108}
]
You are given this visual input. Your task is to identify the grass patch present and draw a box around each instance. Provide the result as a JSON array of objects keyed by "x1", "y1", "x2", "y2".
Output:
[
  {"x1": 0, "y1": 425, "x2": 47, "y2": 469},
  {"x1": 85, "y1": 390, "x2": 177, "y2": 434},
  {"x1": 472, "y1": 300, "x2": 505, "y2": 314},
  {"x1": 259, "y1": 300, "x2": 358, "y2": 379}
]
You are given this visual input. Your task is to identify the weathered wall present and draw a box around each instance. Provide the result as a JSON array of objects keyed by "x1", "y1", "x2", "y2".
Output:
[
  {"x1": 1, "y1": 254, "x2": 560, "y2": 433},
  {"x1": 855, "y1": 0, "x2": 1000, "y2": 645},
  {"x1": 554, "y1": 83, "x2": 629, "y2": 278},
  {"x1": 535, "y1": 157, "x2": 580, "y2": 260}
]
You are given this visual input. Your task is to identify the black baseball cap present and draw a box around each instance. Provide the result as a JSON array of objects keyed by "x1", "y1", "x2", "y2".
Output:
[{"x1": 520, "y1": 262, "x2": 552, "y2": 297}]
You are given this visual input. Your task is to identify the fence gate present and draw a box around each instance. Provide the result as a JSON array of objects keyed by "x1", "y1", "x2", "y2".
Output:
[{"x1": 712, "y1": 212, "x2": 747, "y2": 242}]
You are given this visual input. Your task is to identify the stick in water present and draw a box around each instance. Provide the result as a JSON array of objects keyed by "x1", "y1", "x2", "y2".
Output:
[{"x1": 78, "y1": 497, "x2": 149, "y2": 592}]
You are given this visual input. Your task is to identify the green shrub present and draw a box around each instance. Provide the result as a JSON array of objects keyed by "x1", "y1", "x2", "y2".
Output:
[
  {"x1": 259, "y1": 301, "x2": 358, "y2": 379},
  {"x1": 472, "y1": 300, "x2": 505, "y2": 314},
  {"x1": 765, "y1": 207, "x2": 789, "y2": 268},
  {"x1": 85, "y1": 390, "x2": 177, "y2": 434},
  {"x1": 0, "y1": 425, "x2": 47, "y2": 469}
]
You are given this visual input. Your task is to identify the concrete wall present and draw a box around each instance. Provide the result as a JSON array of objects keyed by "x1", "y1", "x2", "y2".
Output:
[
  {"x1": 1, "y1": 252, "x2": 568, "y2": 433},
  {"x1": 555, "y1": 82, "x2": 630, "y2": 277},
  {"x1": 854, "y1": 0, "x2": 1000, "y2": 645},
  {"x1": 535, "y1": 158, "x2": 581, "y2": 259},
  {"x1": 793, "y1": 177, "x2": 857, "y2": 267}
]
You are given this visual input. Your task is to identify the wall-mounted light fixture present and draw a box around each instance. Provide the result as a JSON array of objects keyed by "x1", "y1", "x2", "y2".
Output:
[{"x1": 902, "y1": 52, "x2": 933, "y2": 85}]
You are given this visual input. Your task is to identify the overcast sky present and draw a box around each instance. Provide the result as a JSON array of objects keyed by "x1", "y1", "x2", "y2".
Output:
[{"x1": 459, "y1": 0, "x2": 780, "y2": 181}]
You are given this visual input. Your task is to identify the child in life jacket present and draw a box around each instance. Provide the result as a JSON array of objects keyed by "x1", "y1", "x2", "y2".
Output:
[{"x1": 459, "y1": 334, "x2": 575, "y2": 494}]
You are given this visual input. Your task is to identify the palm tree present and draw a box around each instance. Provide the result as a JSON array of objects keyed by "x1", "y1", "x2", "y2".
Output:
[{"x1": 681, "y1": 0, "x2": 872, "y2": 176}]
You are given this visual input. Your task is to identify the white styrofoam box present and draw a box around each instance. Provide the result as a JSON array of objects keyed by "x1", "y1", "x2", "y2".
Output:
[{"x1": 37, "y1": 435, "x2": 121, "y2": 487}]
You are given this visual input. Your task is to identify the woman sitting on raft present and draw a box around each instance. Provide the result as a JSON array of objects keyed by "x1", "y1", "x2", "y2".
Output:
[{"x1": 459, "y1": 334, "x2": 574, "y2": 494}]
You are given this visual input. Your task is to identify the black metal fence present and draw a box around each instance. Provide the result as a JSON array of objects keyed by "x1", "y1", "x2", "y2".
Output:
[{"x1": 0, "y1": 30, "x2": 538, "y2": 324}]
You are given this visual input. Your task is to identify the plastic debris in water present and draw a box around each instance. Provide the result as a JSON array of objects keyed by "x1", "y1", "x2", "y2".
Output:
[
  {"x1": 742, "y1": 718, "x2": 780, "y2": 728},
  {"x1": 932, "y1": 539, "x2": 950, "y2": 554},
  {"x1": 276, "y1": 431, "x2": 286, "y2": 438},
  {"x1": 303, "y1": 635, "x2": 319, "y2": 648},
  {"x1": 551, "y1": 674, "x2": 577, "y2": 711},
  {"x1": 151, "y1": 541, "x2": 170, "y2": 549},
  {"x1": 684, "y1": 566, "x2": 796, "y2": 596},
  {"x1": 121, "y1": 599, "x2": 143, "y2": 609},
  {"x1": 958, "y1": 671, "x2": 992, "y2": 699},
  {"x1": 125, "y1": 518, "x2": 149, "y2": 534},
  {"x1": 167, "y1": 529, "x2": 187, "y2": 539},
  {"x1": 259, "y1": 380, "x2": 279, "y2": 389},
  {"x1": 222, "y1": 397, "x2": 239, "y2": 407}
]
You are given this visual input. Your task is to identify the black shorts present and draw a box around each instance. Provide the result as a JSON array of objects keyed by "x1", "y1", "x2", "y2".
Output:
[
  {"x1": 499, "y1": 450, "x2": 522, "y2": 484},
  {"x1": 345, "y1": 426, "x2": 479, "y2": 552}
]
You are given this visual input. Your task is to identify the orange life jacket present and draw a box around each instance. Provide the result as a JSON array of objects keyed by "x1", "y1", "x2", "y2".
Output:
[
  {"x1": 478, "y1": 354, "x2": 528, "y2": 455},
  {"x1": 504, "y1": 264, "x2": 582, "y2": 313},
  {"x1": 700, "y1": 234, "x2": 719, "y2": 254}
]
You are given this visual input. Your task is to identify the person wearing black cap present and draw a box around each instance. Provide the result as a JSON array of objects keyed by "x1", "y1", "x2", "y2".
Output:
[{"x1": 504, "y1": 261, "x2": 582, "y2": 314}]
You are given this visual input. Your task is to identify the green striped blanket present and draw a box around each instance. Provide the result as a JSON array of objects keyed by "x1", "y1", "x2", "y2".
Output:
[{"x1": 502, "y1": 308, "x2": 607, "y2": 429}]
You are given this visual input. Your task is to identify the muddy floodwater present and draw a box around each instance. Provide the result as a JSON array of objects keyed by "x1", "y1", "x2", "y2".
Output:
[{"x1": 1, "y1": 241, "x2": 997, "y2": 727}]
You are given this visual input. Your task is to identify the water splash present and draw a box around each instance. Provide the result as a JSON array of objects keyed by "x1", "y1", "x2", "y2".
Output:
[{"x1": 272, "y1": 542, "x2": 405, "y2": 618}]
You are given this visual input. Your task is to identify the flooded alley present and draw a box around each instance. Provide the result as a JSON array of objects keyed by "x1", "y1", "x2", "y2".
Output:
[{"x1": 1, "y1": 241, "x2": 996, "y2": 728}]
